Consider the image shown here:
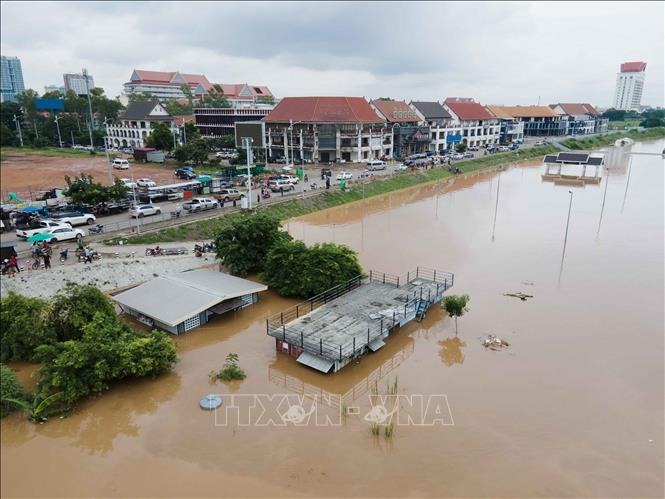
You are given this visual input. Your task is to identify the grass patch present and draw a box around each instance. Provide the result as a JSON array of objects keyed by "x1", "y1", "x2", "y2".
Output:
[
  {"x1": 0, "y1": 146, "x2": 95, "y2": 161},
  {"x1": 561, "y1": 128, "x2": 665, "y2": 150},
  {"x1": 124, "y1": 146, "x2": 559, "y2": 244},
  {"x1": 607, "y1": 120, "x2": 641, "y2": 130}
]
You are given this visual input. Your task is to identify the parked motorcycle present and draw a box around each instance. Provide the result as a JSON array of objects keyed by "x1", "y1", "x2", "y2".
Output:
[
  {"x1": 88, "y1": 224, "x2": 104, "y2": 235},
  {"x1": 145, "y1": 247, "x2": 163, "y2": 256},
  {"x1": 60, "y1": 249, "x2": 68, "y2": 263},
  {"x1": 194, "y1": 242, "x2": 215, "y2": 257}
]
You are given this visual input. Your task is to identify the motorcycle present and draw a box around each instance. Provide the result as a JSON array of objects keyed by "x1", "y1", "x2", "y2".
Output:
[
  {"x1": 88, "y1": 224, "x2": 104, "y2": 235},
  {"x1": 194, "y1": 242, "x2": 215, "y2": 257},
  {"x1": 145, "y1": 247, "x2": 163, "y2": 256},
  {"x1": 60, "y1": 249, "x2": 68, "y2": 263}
]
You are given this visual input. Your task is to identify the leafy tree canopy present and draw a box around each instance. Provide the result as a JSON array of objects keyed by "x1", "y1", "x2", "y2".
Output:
[
  {"x1": 146, "y1": 122, "x2": 175, "y2": 151},
  {"x1": 64, "y1": 174, "x2": 128, "y2": 205}
]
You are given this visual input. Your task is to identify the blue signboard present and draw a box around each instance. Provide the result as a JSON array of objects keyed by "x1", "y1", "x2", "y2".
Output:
[
  {"x1": 446, "y1": 133, "x2": 462, "y2": 143},
  {"x1": 34, "y1": 98, "x2": 65, "y2": 111}
]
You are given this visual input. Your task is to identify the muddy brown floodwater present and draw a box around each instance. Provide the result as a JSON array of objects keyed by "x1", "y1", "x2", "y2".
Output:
[{"x1": 2, "y1": 140, "x2": 663, "y2": 498}]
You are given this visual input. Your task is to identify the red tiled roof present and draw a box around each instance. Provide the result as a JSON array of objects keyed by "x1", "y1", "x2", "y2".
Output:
[
  {"x1": 444, "y1": 98, "x2": 494, "y2": 120},
  {"x1": 552, "y1": 103, "x2": 600, "y2": 116},
  {"x1": 212, "y1": 83, "x2": 273, "y2": 99},
  {"x1": 620, "y1": 61, "x2": 647, "y2": 73},
  {"x1": 488, "y1": 105, "x2": 559, "y2": 118},
  {"x1": 131, "y1": 70, "x2": 211, "y2": 89},
  {"x1": 264, "y1": 97, "x2": 384, "y2": 123},
  {"x1": 371, "y1": 100, "x2": 419, "y2": 123}
]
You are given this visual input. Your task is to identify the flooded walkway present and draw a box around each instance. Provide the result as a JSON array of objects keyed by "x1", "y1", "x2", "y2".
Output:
[{"x1": 1, "y1": 139, "x2": 663, "y2": 498}]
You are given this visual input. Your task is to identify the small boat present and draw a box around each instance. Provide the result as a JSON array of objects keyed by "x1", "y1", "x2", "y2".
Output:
[{"x1": 614, "y1": 137, "x2": 634, "y2": 147}]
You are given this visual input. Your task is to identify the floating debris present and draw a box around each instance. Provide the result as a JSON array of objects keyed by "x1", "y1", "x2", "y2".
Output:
[
  {"x1": 504, "y1": 292, "x2": 534, "y2": 301},
  {"x1": 199, "y1": 394, "x2": 223, "y2": 410},
  {"x1": 480, "y1": 335, "x2": 510, "y2": 350}
]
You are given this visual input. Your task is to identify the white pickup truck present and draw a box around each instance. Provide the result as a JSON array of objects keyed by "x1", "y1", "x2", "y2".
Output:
[
  {"x1": 16, "y1": 220, "x2": 70, "y2": 239},
  {"x1": 182, "y1": 197, "x2": 218, "y2": 212}
]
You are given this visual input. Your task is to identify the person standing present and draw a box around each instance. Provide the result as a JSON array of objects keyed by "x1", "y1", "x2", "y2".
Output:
[
  {"x1": 43, "y1": 251, "x2": 51, "y2": 270},
  {"x1": 8, "y1": 254, "x2": 20, "y2": 273}
]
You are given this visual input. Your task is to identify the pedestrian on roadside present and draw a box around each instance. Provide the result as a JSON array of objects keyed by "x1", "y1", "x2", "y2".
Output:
[
  {"x1": 304, "y1": 173, "x2": 309, "y2": 182},
  {"x1": 257, "y1": 193, "x2": 261, "y2": 204},
  {"x1": 83, "y1": 246, "x2": 93, "y2": 264},
  {"x1": 43, "y1": 252, "x2": 51, "y2": 270},
  {"x1": 8, "y1": 254, "x2": 20, "y2": 273}
]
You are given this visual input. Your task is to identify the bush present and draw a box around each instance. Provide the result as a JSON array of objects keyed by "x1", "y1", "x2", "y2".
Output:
[
  {"x1": 210, "y1": 353, "x2": 246, "y2": 381},
  {"x1": 0, "y1": 364, "x2": 25, "y2": 418},
  {"x1": 47, "y1": 284, "x2": 117, "y2": 342},
  {"x1": 215, "y1": 212, "x2": 291, "y2": 276},
  {"x1": 0, "y1": 292, "x2": 54, "y2": 362},
  {"x1": 262, "y1": 240, "x2": 363, "y2": 298}
]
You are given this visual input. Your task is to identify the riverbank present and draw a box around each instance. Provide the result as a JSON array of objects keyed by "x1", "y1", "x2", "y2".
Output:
[
  {"x1": 125, "y1": 145, "x2": 560, "y2": 244},
  {"x1": 560, "y1": 127, "x2": 665, "y2": 150}
]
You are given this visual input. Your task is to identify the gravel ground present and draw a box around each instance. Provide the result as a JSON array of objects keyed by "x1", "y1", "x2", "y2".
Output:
[{"x1": 1, "y1": 244, "x2": 217, "y2": 299}]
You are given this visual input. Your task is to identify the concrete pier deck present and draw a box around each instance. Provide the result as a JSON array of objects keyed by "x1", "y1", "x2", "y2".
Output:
[{"x1": 267, "y1": 267, "x2": 453, "y2": 373}]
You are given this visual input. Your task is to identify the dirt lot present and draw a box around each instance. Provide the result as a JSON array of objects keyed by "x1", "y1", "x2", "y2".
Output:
[{"x1": 0, "y1": 151, "x2": 180, "y2": 200}]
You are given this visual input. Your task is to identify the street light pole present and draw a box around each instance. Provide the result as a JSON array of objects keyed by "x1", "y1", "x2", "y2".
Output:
[
  {"x1": 83, "y1": 68, "x2": 95, "y2": 148},
  {"x1": 13, "y1": 115, "x2": 23, "y2": 147},
  {"x1": 242, "y1": 137, "x2": 254, "y2": 209},
  {"x1": 596, "y1": 167, "x2": 610, "y2": 237},
  {"x1": 562, "y1": 190, "x2": 573, "y2": 252},
  {"x1": 54, "y1": 114, "x2": 63, "y2": 148},
  {"x1": 103, "y1": 116, "x2": 112, "y2": 184}
]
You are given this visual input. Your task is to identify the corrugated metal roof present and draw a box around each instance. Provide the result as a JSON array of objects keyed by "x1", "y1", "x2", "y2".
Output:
[
  {"x1": 410, "y1": 101, "x2": 451, "y2": 119},
  {"x1": 264, "y1": 97, "x2": 384, "y2": 124},
  {"x1": 297, "y1": 352, "x2": 335, "y2": 373},
  {"x1": 368, "y1": 338, "x2": 386, "y2": 351},
  {"x1": 112, "y1": 269, "x2": 267, "y2": 327}
]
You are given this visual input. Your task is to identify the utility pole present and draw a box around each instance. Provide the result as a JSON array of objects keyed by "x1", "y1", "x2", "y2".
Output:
[
  {"x1": 83, "y1": 68, "x2": 94, "y2": 148},
  {"x1": 103, "y1": 116, "x2": 112, "y2": 184},
  {"x1": 54, "y1": 114, "x2": 63, "y2": 147},
  {"x1": 70, "y1": 130, "x2": 75, "y2": 146},
  {"x1": 242, "y1": 137, "x2": 254, "y2": 209},
  {"x1": 13, "y1": 115, "x2": 23, "y2": 147}
]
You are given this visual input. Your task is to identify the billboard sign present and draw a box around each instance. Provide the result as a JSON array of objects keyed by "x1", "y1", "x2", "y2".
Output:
[
  {"x1": 34, "y1": 98, "x2": 65, "y2": 111},
  {"x1": 446, "y1": 133, "x2": 462, "y2": 143},
  {"x1": 235, "y1": 121, "x2": 266, "y2": 148}
]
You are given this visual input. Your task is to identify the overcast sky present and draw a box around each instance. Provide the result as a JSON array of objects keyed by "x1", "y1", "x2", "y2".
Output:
[{"x1": 2, "y1": 1, "x2": 663, "y2": 108}]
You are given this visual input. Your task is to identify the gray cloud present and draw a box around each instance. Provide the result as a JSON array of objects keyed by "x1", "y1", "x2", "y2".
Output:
[{"x1": 1, "y1": 1, "x2": 663, "y2": 107}]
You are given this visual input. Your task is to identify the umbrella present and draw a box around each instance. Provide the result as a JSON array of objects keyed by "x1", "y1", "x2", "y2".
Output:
[
  {"x1": 199, "y1": 394, "x2": 223, "y2": 410},
  {"x1": 27, "y1": 233, "x2": 54, "y2": 243},
  {"x1": 21, "y1": 206, "x2": 44, "y2": 213}
]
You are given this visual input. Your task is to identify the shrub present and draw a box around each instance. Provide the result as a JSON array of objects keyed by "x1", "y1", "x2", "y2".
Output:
[
  {"x1": 0, "y1": 292, "x2": 54, "y2": 362},
  {"x1": 0, "y1": 364, "x2": 25, "y2": 418},
  {"x1": 210, "y1": 353, "x2": 246, "y2": 382}
]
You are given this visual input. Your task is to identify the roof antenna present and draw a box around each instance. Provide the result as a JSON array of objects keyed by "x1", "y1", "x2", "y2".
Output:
[{"x1": 537, "y1": 96, "x2": 541, "y2": 106}]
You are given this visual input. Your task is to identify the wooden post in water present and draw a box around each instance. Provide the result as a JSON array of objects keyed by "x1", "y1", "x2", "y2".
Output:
[
  {"x1": 353, "y1": 337, "x2": 356, "y2": 354},
  {"x1": 339, "y1": 344, "x2": 342, "y2": 361},
  {"x1": 320, "y1": 338, "x2": 323, "y2": 354},
  {"x1": 301, "y1": 332, "x2": 303, "y2": 347},
  {"x1": 367, "y1": 327, "x2": 370, "y2": 345}
]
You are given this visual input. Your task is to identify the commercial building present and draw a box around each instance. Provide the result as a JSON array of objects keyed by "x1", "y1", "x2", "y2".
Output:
[
  {"x1": 371, "y1": 99, "x2": 430, "y2": 158},
  {"x1": 613, "y1": 61, "x2": 647, "y2": 111},
  {"x1": 442, "y1": 98, "x2": 500, "y2": 148},
  {"x1": 113, "y1": 269, "x2": 268, "y2": 334},
  {"x1": 263, "y1": 96, "x2": 390, "y2": 163},
  {"x1": 409, "y1": 101, "x2": 454, "y2": 153},
  {"x1": 63, "y1": 72, "x2": 94, "y2": 96},
  {"x1": 123, "y1": 69, "x2": 212, "y2": 101},
  {"x1": 484, "y1": 106, "x2": 526, "y2": 144},
  {"x1": 208, "y1": 83, "x2": 274, "y2": 108},
  {"x1": 0, "y1": 55, "x2": 25, "y2": 103},
  {"x1": 549, "y1": 103, "x2": 608, "y2": 135},
  {"x1": 44, "y1": 84, "x2": 65, "y2": 95},
  {"x1": 195, "y1": 107, "x2": 273, "y2": 137},
  {"x1": 105, "y1": 100, "x2": 180, "y2": 149},
  {"x1": 487, "y1": 105, "x2": 565, "y2": 137}
]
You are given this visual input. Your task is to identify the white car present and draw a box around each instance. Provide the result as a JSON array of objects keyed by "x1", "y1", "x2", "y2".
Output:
[
  {"x1": 452, "y1": 153, "x2": 465, "y2": 160},
  {"x1": 120, "y1": 178, "x2": 137, "y2": 189},
  {"x1": 182, "y1": 197, "x2": 218, "y2": 212},
  {"x1": 112, "y1": 158, "x2": 130, "y2": 169},
  {"x1": 279, "y1": 174, "x2": 299, "y2": 185},
  {"x1": 395, "y1": 163, "x2": 408, "y2": 171},
  {"x1": 281, "y1": 164, "x2": 294, "y2": 172},
  {"x1": 336, "y1": 171, "x2": 353, "y2": 180},
  {"x1": 51, "y1": 211, "x2": 96, "y2": 226},
  {"x1": 129, "y1": 204, "x2": 162, "y2": 218},
  {"x1": 367, "y1": 160, "x2": 386, "y2": 171},
  {"x1": 45, "y1": 226, "x2": 85, "y2": 243},
  {"x1": 136, "y1": 178, "x2": 157, "y2": 188},
  {"x1": 16, "y1": 220, "x2": 70, "y2": 239}
]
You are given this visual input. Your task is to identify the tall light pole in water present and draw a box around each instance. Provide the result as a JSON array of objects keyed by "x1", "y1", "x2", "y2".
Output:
[
  {"x1": 596, "y1": 167, "x2": 610, "y2": 238},
  {"x1": 242, "y1": 137, "x2": 254, "y2": 209},
  {"x1": 558, "y1": 190, "x2": 574, "y2": 288},
  {"x1": 491, "y1": 173, "x2": 501, "y2": 241}
]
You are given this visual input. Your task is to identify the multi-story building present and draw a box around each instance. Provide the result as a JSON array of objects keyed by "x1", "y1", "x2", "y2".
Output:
[
  {"x1": 195, "y1": 107, "x2": 273, "y2": 137},
  {"x1": 371, "y1": 99, "x2": 430, "y2": 158},
  {"x1": 613, "y1": 61, "x2": 647, "y2": 111},
  {"x1": 442, "y1": 98, "x2": 500, "y2": 148},
  {"x1": 263, "y1": 97, "x2": 390, "y2": 163},
  {"x1": 63, "y1": 72, "x2": 95, "y2": 96},
  {"x1": 123, "y1": 70, "x2": 212, "y2": 101},
  {"x1": 549, "y1": 103, "x2": 608, "y2": 135},
  {"x1": 0, "y1": 55, "x2": 25, "y2": 103},
  {"x1": 487, "y1": 105, "x2": 566, "y2": 137},
  {"x1": 206, "y1": 83, "x2": 275, "y2": 108},
  {"x1": 409, "y1": 101, "x2": 454, "y2": 152},
  {"x1": 484, "y1": 106, "x2": 526, "y2": 144},
  {"x1": 105, "y1": 100, "x2": 180, "y2": 149}
]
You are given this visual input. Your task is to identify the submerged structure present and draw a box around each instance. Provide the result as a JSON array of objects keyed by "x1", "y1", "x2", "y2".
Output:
[
  {"x1": 267, "y1": 267, "x2": 454, "y2": 373},
  {"x1": 542, "y1": 152, "x2": 604, "y2": 185}
]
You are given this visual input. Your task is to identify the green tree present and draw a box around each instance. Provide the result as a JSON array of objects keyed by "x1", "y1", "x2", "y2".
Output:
[
  {"x1": 0, "y1": 292, "x2": 54, "y2": 362},
  {"x1": 184, "y1": 121, "x2": 200, "y2": 141},
  {"x1": 442, "y1": 294, "x2": 470, "y2": 334},
  {"x1": 64, "y1": 174, "x2": 110, "y2": 205},
  {"x1": 261, "y1": 240, "x2": 363, "y2": 297},
  {"x1": 146, "y1": 122, "x2": 175, "y2": 151},
  {"x1": 163, "y1": 99, "x2": 193, "y2": 116},
  {"x1": 210, "y1": 353, "x2": 247, "y2": 381},
  {"x1": 257, "y1": 95, "x2": 275, "y2": 105},
  {"x1": 455, "y1": 142, "x2": 467, "y2": 153},
  {"x1": 215, "y1": 212, "x2": 291, "y2": 276},
  {"x1": 1, "y1": 364, "x2": 26, "y2": 418},
  {"x1": 0, "y1": 122, "x2": 17, "y2": 146},
  {"x1": 90, "y1": 87, "x2": 124, "y2": 121},
  {"x1": 128, "y1": 92, "x2": 156, "y2": 102},
  {"x1": 601, "y1": 108, "x2": 627, "y2": 122},
  {"x1": 201, "y1": 84, "x2": 230, "y2": 108},
  {"x1": 64, "y1": 90, "x2": 87, "y2": 115},
  {"x1": 16, "y1": 89, "x2": 39, "y2": 121},
  {"x1": 41, "y1": 90, "x2": 64, "y2": 99}
]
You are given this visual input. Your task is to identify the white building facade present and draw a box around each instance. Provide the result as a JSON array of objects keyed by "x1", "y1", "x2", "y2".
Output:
[
  {"x1": 63, "y1": 73, "x2": 94, "y2": 96},
  {"x1": 105, "y1": 101, "x2": 180, "y2": 149},
  {"x1": 613, "y1": 62, "x2": 647, "y2": 111},
  {"x1": 443, "y1": 98, "x2": 500, "y2": 148}
]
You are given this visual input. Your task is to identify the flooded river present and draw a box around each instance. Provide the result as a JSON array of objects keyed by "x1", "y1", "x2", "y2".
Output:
[{"x1": 2, "y1": 140, "x2": 663, "y2": 498}]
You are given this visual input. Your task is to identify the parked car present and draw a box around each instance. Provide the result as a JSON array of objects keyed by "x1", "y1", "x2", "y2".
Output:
[
  {"x1": 336, "y1": 171, "x2": 353, "y2": 180},
  {"x1": 468, "y1": 146, "x2": 479, "y2": 152},
  {"x1": 274, "y1": 157, "x2": 287, "y2": 164},
  {"x1": 463, "y1": 152, "x2": 474, "y2": 159},
  {"x1": 175, "y1": 167, "x2": 197, "y2": 180},
  {"x1": 395, "y1": 163, "x2": 408, "y2": 171},
  {"x1": 533, "y1": 140, "x2": 546, "y2": 146},
  {"x1": 498, "y1": 146, "x2": 511, "y2": 152},
  {"x1": 269, "y1": 179, "x2": 295, "y2": 192},
  {"x1": 112, "y1": 158, "x2": 130, "y2": 170},
  {"x1": 367, "y1": 160, "x2": 386, "y2": 171},
  {"x1": 452, "y1": 153, "x2": 465, "y2": 160},
  {"x1": 45, "y1": 226, "x2": 85, "y2": 243},
  {"x1": 281, "y1": 164, "x2": 294, "y2": 172},
  {"x1": 182, "y1": 197, "x2": 217, "y2": 212},
  {"x1": 129, "y1": 204, "x2": 162, "y2": 218},
  {"x1": 279, "y1": 174, "x2": 299, "y2": 184},
  {"x1": 512, "y1": 139, "x2": 524, "y2": 145},
  {"x1": 136, "y1": 178, "x2": 157, "y2": 188},
  {"x1": 16, "y1": 220, "x2": 70, "y2": 239},
  {"x1": 120, "y1": 178, "x2": 137, "y2": 189},
  {"x1": 217, "y1": 189, "x2": 245, "y2": 202},
  {"x1": 320, "y1": 168, "x2": 332, "y2": 178},
  {"x1": 50, "y1": 210, "x2": 96, "y2": 226}
]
